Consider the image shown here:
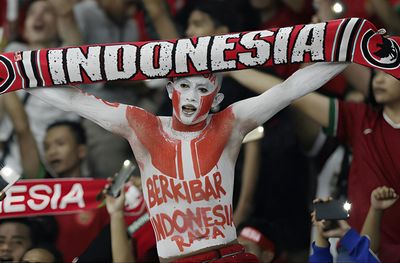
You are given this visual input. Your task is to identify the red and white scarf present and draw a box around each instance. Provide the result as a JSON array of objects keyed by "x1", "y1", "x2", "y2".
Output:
[{"x1": 0, "y1": 18, "x2": 399, "y2": 94}]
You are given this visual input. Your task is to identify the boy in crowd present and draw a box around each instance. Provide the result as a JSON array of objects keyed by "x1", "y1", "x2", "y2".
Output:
[
  {"x1": 0, "y1": 218, "x2": 36, "y2": 262},
  {"x1": 19, "y1": 60, "x2": 347, "y2": 261}
]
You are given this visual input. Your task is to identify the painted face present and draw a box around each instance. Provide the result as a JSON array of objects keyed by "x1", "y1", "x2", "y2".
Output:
[
  {"x1": 170, "y1": 74, "x2": 222, "y2": 126},
  {"x1": 0, "y1": 223, "x2": 32, "y2": 262},
  {"x1": 372, "y1": 70, "x2": 400, "y2": 105}
]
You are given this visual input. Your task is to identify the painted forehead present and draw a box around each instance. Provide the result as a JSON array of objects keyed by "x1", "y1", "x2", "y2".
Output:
[{"x1": 173, "y1": 74, "x2": 222, "y2": 89}]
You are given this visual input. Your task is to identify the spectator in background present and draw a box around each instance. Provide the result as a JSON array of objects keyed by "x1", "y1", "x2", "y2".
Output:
[
  {"x1": 21, "y1": 243, "x2": 63, "y2": 263},
  {"x1": 228, "y1": 63, "x2": 400, "y2": 262},
  {"x1": 41, "y1": 121, "x2": 110, "y2": 263},
  {"x1": 0, "y1": 93, "x2": 40, "y2": 179},
  {"x1": 77, "y1": 174, "x2": 158, "y2": 263},
  {"x1": 310, "y1": 186, "x2": 398, "y2": 262},
  {"x1": 0, "y1": 0, "x2": 79, "y2": 176},
  {"x1": 104, "y1": 182, "x2": 135, "y2": 263},
  {"x1": 13, "y1": 117, "x2": 110, "y2": 262},
  {"x1": 314, "y1": 0, "x2": 400, "y2": 34},
  {"x1": 0, "y1": 218, "x2": 36, "y2": 262},
  {"x1": 58, "y1": 0, "x2": 160, "y2": 179}
]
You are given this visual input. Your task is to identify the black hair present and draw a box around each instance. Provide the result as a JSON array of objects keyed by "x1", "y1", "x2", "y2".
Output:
[
  {"x1": 47, "y1": 120, "x2": 87, "y2": 145},
  {"x1": 191, "y1": 0, "x2": 241, "y2": 32},
  {"x1": 24, "y1": 242, "x2": 64, "y2": 263},
  {"x1": 0, "y1": 218, "x2": 39, "y2": 246}
]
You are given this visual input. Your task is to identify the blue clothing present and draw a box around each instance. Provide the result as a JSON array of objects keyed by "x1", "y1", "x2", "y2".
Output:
[{"x1": 309, "y1": 228, "x2": 380, "y2": 263}]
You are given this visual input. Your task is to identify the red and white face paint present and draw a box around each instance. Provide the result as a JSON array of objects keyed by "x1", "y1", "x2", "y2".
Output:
[{"x1": 170, "y1": 74, "x2": 221, "y2": 129}]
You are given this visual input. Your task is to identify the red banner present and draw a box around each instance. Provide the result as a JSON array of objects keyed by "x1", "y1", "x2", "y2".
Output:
[
  {"x1": 0, "y1": 18, "x2": 399, "y2": 95},
  {"x1": 0, "y1": 178, "x2": 107, "y2": 218}
]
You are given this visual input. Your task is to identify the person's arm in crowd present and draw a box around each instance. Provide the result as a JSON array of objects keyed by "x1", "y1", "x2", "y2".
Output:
[
  {"x1": 369, "y1": 0, "x2": 400, "y2": 34},
  {"x1": 2, "y1": 93, "x2": 41, "y2": 179},
  {"x1": 48, "y1": 0, "x2": 83, "y2": 46},
  {"x1": 233, "y1": 139, "x2": 261, "y2": 226},
  {"x1": 310, "y1": 198, "x2": 380, "y2": 263},
  {"x1": 142, "y1": 0, "x2": 180, "y2": 39},
  {"x1": 361, "y1": 186, "x2": 399, "y2": 253},
  {"x1": 105, "y1": 185, "x2": 135, "y2": 263},
  {"x1": 25, "y1": 87, "x2": 132, "y2": 139},
  {"x1": 230, "y1": 63, "x2": 347, "y2": 135},
  {"x1": 313, "y1": 0, "x2": 372, "y2": 96},
  {"x1": 309, "y1": 209, "x2": 333, "y2": 263},
  {"x1": 281, "y1": 0, "x2": 306, "y2": 13}
]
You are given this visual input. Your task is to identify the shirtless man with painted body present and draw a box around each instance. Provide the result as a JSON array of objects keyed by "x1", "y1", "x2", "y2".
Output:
[{"x1": 26, "y1": 62, "x2": 346, "y2": 261}]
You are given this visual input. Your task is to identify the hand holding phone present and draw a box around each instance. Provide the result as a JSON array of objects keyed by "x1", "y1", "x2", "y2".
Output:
[
  {"x1": 97, "y1": 160, "x2": 137, "y2": 202},
  {"x1": 313, "y1": 199, "x2": 351, "y2": 237},
  {"x1": 108, "y1": 160, "x2": 136, "y2": 198},
  {"x1": 314, "y1": 199, "x2": 350, "y2": 221}
]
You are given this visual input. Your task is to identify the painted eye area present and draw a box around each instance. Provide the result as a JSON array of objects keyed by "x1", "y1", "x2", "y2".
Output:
[
  {"x1": 180, "y1": 83, "x2": 190, "y2": 89},
  {"x1": 198, "y1": 87, "x2": 208, "y2": 94}
]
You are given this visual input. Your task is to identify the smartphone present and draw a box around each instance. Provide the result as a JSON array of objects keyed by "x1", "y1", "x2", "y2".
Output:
[
  {"x1": 107, "y1": 160, "x2": 136, "y2": 198},
  {"x1": 0, "y1": 166, "x2": 21, "y2": 197},
  {"x1": 314, "y1": 200, "x2": 351, "y2": 221}
]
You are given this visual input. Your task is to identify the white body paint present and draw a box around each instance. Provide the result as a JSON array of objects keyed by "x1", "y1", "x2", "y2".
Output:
[{"x1": 27, "y1": 62, "x2": 347, "y2": 259}]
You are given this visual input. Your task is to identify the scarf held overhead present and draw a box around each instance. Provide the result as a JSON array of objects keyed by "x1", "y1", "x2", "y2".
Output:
[{"x1": 0, "y1": 18, "x2": 399, "y2": 94}]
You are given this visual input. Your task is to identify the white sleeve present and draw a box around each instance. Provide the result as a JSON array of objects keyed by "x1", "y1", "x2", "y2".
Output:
[
  {"x1": 27, "y1": 87, "x2": 131, "y2": 138},
  {"x1": 232, "y1": 62, "x2": 348, "y2": 135}
]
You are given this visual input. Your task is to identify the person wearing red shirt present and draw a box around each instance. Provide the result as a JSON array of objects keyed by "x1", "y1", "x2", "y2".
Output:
[
  {"x1": 228, "y1": 68, "x2": 400, "y2": 262},
  {"x1": 323, "y1": 71, "x2": 400, "y2": 262}
]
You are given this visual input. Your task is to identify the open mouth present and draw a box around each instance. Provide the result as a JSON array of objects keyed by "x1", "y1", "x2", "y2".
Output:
[
  {"x1": 182, "y1": 104, "x2": 197, "y2": 115},
  {"x1": 49, "y1": 159, "x2": 62, "y2": 167},
  {"x1": 33, "y1": 21, "x2": 45, "y2": 32}
]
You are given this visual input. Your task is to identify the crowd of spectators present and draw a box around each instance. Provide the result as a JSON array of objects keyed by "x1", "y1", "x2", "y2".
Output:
[{"x1": 0, "y1": 0, "x2": 399, "y2": 262}]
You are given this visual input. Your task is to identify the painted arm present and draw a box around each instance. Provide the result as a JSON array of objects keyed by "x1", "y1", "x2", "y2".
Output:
[
  {"x1": 361, "y1": 186, "x2": 399, "y2": 253},
  {"x1": 2, "y1": 93, "x2": 40, "y2": 179},
  {"x1": 232, "y1": 62, "x2": 347, "y2": 135},
  {"x1": 26, "y1": 87, "x2": 131, "y2": 138}
]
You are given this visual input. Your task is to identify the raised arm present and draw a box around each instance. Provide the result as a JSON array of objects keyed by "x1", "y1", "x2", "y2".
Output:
[
  {"x1": 232, "y1": 62, "x2": 347, "y2": 135},
  {"x1": 2, "y1": 93, "x2": 41, "y2": 179},
  {"x1": 361, "y1": 186, "x2": 399, "y2": 253},
  {"x1": 26, "y1": 87, "x2": 131, "y2": 138}
]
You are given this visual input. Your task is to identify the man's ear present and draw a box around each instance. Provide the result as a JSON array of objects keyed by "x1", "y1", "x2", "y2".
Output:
[
  {"x1": 78, "y1": 145, "x2": 87, "y2": 160},
  {"x1": 212, "y1": 93, "x2": 224, "y2": 108},
  {"x1": 166, "y1": 81, "x2": 174, "y2": 100}
]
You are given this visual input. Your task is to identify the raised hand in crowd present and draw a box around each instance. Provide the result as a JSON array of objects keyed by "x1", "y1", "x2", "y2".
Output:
[
  {"x1": 361, "y1": 186, "x2": 399, "y2": 253},
  {"x1": 310, "y1": 198, "x2": 380, "y2": 263},
  {"x1": 47, "y1": 0, "x2": 83, "y2": 46},
  {"x1": 311, "y1": 197, "x2": 351, "y2": 250},
  {"x1": 104, "y1": 178, "x2": 135, "y2": 263}
]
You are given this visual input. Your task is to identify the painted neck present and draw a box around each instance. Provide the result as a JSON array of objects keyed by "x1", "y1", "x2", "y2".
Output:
[{"x1": 172, "y1": 116, "x2": 207, "y2": 132}]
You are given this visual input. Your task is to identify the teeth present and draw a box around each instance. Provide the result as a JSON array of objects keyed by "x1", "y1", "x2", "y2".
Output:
[{"x1": 182, "y1": 105, "x2": 196, "y2": 112}]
